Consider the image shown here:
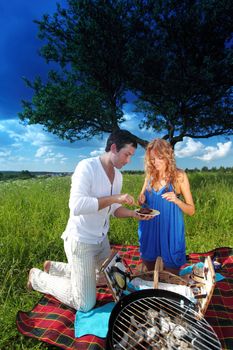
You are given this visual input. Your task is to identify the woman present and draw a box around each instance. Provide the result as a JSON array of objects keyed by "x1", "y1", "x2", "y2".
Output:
[{"x1": 138, "y1": 138, "x2": 195, "y2": 274}]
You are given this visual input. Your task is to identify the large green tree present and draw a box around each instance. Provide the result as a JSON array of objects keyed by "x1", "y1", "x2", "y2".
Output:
[
  {"x1": 129, "y1": 0, "x2": 233, "y2": 146},
  {"x1": 20, "y1": 0, "x2": 134, "y2": 141},
  {"x1": 19, "y1": 0, "x2": 233, "y2": 147}
]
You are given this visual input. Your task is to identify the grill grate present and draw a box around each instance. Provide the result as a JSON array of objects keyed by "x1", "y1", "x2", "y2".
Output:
[{"x1": 110, "y1": 296, "x2": 221, "y2": 350}]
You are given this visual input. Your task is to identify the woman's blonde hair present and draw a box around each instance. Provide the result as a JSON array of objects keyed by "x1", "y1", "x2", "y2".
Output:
[{"x1": 145, "y1": 138, "x2": 178, "y2": 189}]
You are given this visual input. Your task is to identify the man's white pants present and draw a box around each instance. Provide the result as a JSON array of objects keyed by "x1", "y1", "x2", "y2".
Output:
[{"x1": 30, "y1": 235, "x2": 110, "y2": 312}]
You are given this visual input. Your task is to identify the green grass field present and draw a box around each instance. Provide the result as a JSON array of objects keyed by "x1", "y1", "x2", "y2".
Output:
[{"x1": 0, "y1": 172, "x2": 232, "y2": 349}]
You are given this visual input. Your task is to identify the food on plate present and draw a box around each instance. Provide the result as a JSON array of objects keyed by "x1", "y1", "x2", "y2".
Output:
[
  {"x1": 138, "y1": 207, "x2": 153, "y2": 214},
  {"x1": 135, "y1": 208, "x2": 160, "y2": 218}
]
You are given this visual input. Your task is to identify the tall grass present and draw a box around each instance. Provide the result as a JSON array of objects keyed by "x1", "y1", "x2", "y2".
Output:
[
  {"x1": 0, "y1": 177, "x2": 70, "y2": 349},
  {"x1": 0, "y1": 172, "x2": 232, "y2": 349}
]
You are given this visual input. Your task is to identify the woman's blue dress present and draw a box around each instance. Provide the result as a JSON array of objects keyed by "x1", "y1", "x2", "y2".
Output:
[{"x1": 138, "y1": 183, "x2": 186, "y2": 269}]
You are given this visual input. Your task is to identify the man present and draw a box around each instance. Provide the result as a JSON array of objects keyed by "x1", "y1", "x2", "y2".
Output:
[{"x1": 27, "y1": 129, "x2": 144, "y2": 311}]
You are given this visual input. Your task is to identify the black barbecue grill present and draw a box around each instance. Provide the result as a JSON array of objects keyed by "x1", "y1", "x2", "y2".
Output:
[{"x1": 106, "y1": 289, "x2": 221, "y2": 350}]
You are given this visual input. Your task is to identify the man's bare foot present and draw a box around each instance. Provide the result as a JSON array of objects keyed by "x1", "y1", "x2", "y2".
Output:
[
  {"x1": 43, "y1": 260, "x2": 51, "y2": 273},
  {"x1": 96, "y1": 274, "x2": 107, "y2": 287},
  {"x1": 43, "y1": 261, "x2": 51, "y2": 273},
  {"x1": 27, "y1": 268, "x2": 34, "y2": 291}
]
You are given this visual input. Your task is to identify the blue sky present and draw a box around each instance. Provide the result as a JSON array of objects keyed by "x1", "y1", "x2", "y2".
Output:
[{"x1": 0, "y1": 1, "x2": 232, "y2": 173}]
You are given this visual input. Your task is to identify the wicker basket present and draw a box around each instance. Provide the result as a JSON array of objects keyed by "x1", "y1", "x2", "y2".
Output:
[
  {"x1": 133, "y1": 255, "x2": 216, "y2": 317},
  {"x1": 101, "y1": 250, "x2": 215, "y2": 318}
]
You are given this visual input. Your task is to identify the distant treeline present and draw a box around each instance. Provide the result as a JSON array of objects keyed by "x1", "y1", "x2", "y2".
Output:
[
  {"x1": 123, "y1": 166, "x2": 233, "y2": 175},
  {"x1": 0, "y1": 167, "x2": 232, "y2": 181},
  {"x1": 0, "y1": 170, "x2": 70, "y2": 181}
]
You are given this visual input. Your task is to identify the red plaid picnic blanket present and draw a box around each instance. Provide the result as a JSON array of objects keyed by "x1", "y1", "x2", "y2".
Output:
[{"x1": 16, "y1": 245, "x2": 233, "y2": 350}]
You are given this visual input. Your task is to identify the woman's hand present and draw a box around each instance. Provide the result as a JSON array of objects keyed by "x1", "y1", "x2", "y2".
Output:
[
  {"x1": 161, "y1": 191, "x2": 178, "y2": 204},
  {"x1": 138, "y1": 193, "x2": 146, "y2": 206}
]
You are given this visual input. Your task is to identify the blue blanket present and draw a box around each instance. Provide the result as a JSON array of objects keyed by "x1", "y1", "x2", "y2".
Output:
[{"x1": 75, "y1": 302, "x2": 115, "y2": 338}]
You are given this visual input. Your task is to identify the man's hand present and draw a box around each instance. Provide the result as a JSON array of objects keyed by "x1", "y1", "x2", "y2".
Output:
[
  {"x1": 117, "y1": 193, "x2": 135, "y2": 205},
  {"x1": 98, "y1": 193, "x2": 135, "y2": 210}
]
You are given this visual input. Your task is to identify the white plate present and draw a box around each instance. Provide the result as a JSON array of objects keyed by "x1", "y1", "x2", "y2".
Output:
[{"x1": 135, "y1": 209, "x2": 160, "y2": 218}]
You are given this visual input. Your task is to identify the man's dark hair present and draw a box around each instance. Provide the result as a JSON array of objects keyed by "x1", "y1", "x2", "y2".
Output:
[{"x1": 105, "y1": 129, "x2": 137, "y2": 152}]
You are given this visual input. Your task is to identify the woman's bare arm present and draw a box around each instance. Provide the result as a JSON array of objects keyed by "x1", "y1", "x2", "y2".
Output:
[{"x1": 162, "y1": 172, "x2": 195, "y2": 216}]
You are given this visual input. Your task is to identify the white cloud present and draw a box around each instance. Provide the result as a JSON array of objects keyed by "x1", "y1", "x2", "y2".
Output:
[
  {"x1": 121, "y1": 112, "x2": 136, "y2": 131},
  {"x1": 77, "y1": 154, "x2": 88, "y2": 159},
  {"x1": 9, "y1": 156, "x2": 27, "y2": 162},
  {"x1": 122, "y1": 111, "x2": 155, "y2": 136},
  {"x1": 0, "y1": 120, "x2": 51, "y2": 147},
  {"x1": 7, "y1": 129, "x2": 23, "y2": 142},
  {"x1": 22, "y1": 126, "x2": 52, "y2": 146},
  {"x1": 175, "y1": 137, "x2": 232, "y2": 163},
  {"x1": 0, "y1": 150, "x2": 11, "y2": 157},
  {"x1": 1, "y1": 117, "x2": 232, "y2": 171},
  {"x1": 0, "y1": 154, "x2": 27, "y2": 166},
  {"x1": 56, "y1": 153, "x2": 65, "y2": 158},
  {"x1": 1, "y1": 120, "x2": 68, "y2": 149},
  {"x1": 35, "y1": 146, "x2": 50, "y2": 158},
  {"x1": 35, "y1": 146, "x2": 67, "y2": 165},
  {"x1": 196, "y1": 141, "x2": 232, "y2": 162},
  {"x1": 90, "y1": 147, "x2": 105, "y2": 157},
  {"x1": 44, "y1": 158, "x2": 54, "y2": 164},
  {"x1": 175, "y1": 137, "x2": 204, "y2": 158},
  {"x1": 58, "y1": 156, "x2": 68, "y2": 164},
  {"x1": 11, "y1": 142, "x2": 22, "y2": 148},
  {"x1": 43, "y1": 155, "x2": 66, "y2": 165}
]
